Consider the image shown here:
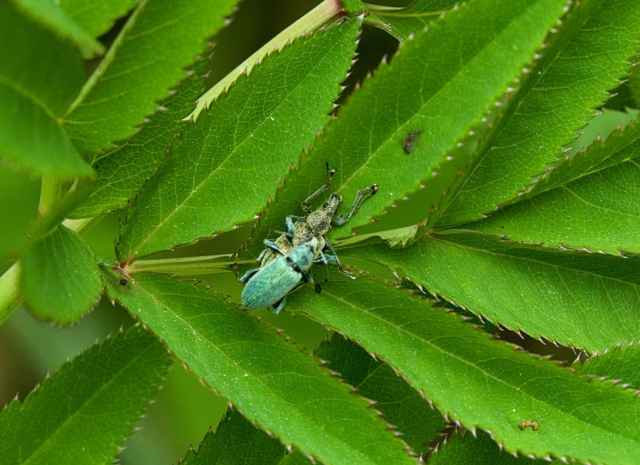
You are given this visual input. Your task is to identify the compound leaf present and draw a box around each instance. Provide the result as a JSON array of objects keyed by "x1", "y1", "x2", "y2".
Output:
[
  {"x1": 249, "y1": 0, "x2": 569, "y2": 253},
  {"x1": 21, "y1": 224, "x2": 103, "y2": 325},
  {"x1": 315, "y1": 334, "x2": 445, "y2": 456},
  {"x1": 435, "y1": 0, "x2": 640, "y2": 227},
  {"x1": 350, "y1": 232, "x2": 640, "y2": 352},
  {"x1": 287, "y1": 270, "x2": 640, "y2": 464},
  {"x1": 0, "y1": 2, "x2": 92, "y2": 178},
  {"x1": 117, "y1": 19, "x2": 361, "y2": 262},
  {"x1": 70, "y1": 53, "x2": 209, "y2": 219},
  {"x1": 181, "y1": 410, "x2": 285, "y2": 465},
  {"x1": 102, "y1": 270, "x2": 415, "y2": 465},
  {"x1": 0, "y1": 325, "x2": 172, "y2": 465},
  {"x1": 62, "y1": 0, "x2": 239, "y2": 153}
]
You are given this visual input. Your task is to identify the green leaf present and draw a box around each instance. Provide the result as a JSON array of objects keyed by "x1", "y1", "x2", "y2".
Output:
[
  {"x1": 102, "y1": 270, "x2": 415, "y2": 465},
  {"x1": 471, "y1": 157, "x2": 640, "y2": 255},
  {"x1": 365, "y1": 0, "x2": 459, "y2": 43},
  {"x1": 70, "y1": 53, "x2": 209, "y2": 219},
  {"x1": 21, "y1": 224, "x2": 103, "y2": 325},
  {"x1": 62, "y1": 0, "x2": 239, "y2": 153},
  {"x1": 13, "y1": 0, "x2": 104, "y2": 57},
  {"x1": 577, "y1": 343, "x2": 640, "y2": 390},
  {"x1": 350, "y1": 232, "x2": 640, "y2": 351},
  {"x1": 429, "y1": 430, "x2": 549, "y2": 464},
  {"x1": 0, "y1": 2, "x2": 92, "y2": 178},
  {"x1": 315, "y1": 335, "x2": 445, "y2": 456},
  {"x1": 59, "y1": 0, "x2": 139, "y2": 39},
  {"x1": 278, "y1": 452, "x2": 314, "y2": 465},
  {"x1": 181, "y1": 410, "x2": 285, "y2": 465},
  {"x1": 117, "y1": 19, "x2": 362, "y2": 262},
  {"x1": 0, "y1": 325, "x2": 172, "y2": 465},
  {"x1": 286, "y1": 270, "x2": 640, "y2": 464},
  {"x1": 249, "y1": 0, "x2": 570, "y2": 255},
  {"x1": 434, "y1": 0, "x2": 640, "y2": 228}
]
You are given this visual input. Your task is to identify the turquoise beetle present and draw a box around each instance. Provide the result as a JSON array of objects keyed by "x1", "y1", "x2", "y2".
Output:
[{"x1": 241, "y1": 238, "x2": 320, "y2": 314}]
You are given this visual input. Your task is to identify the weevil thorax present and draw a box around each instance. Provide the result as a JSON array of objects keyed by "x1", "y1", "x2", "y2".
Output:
[
  {"x1": 287, "y1": 238, "x2": 317, "y2": 272},
  {"x1": 293, "y1": 194, "x2": 341, "y2": 247}
]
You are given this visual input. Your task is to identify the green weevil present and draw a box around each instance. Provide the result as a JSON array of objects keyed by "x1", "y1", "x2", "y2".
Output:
[
  {"x1": 241, "y1": 237, "x2": 328, "y2": 314},
  {"x1": 257, "y1": 165, "x2": 377, "y2": 275}
]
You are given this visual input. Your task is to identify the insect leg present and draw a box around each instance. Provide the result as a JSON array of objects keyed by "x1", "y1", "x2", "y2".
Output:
[
  {"x1": 239, "y1": 268, "x2": 260, "y2": 283},
  {"x1": 284, "y1": 216, "x2": 301, "y2": 237},
  {"x1": 273, "y1": 296, "x2": 287, "y2": 315},
  {"x1": 302, "y1": 270, "x2": 313, "y2": 284},
  {"x1": 323, "y1": 238, "x2": 356, "y2": 279},
  {"x1": 332, "y1": 184, "x2": 378, "y2": 226},
  {"x1": 301, "y1": 164, "x2": 336, "y2": 213},
  {"x1": 263, "y1": 239, "x2": 287, "y2": 255}
]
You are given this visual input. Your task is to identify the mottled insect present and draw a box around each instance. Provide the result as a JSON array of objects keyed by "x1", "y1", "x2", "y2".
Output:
[
  {"x1": 518, "y1": 421, "x2": 539, "y2": 431},
  {"x1": 257, "y1": 165, "x2": 377, "y2": 275},
  {"x1": 241, "y1": 238, "x2": 325, "y2": 314}
]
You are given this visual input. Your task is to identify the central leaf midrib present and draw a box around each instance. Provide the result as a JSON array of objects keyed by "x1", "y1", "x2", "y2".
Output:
[
  {"x1": 128, "y1": 27, "x2": 350, "y2": 260},
  {"x1": 314, "y1": 287, "x2": 639, "y2": 445},
  {"x1": 131, "y1": 280, "x2": 385, "y2": 464}
]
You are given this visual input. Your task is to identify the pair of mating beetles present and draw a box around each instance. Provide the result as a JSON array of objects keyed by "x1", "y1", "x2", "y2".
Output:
[{"x1": 241, "y1": 166, "x2": 377, "y2": 314}]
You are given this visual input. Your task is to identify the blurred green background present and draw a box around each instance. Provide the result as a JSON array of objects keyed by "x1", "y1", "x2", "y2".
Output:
[{"x1": 0, "y1": 0, "x2": 637, "y2": 463}]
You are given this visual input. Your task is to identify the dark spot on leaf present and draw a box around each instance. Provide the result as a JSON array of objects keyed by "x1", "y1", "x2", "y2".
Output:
[
  {"x1": 120, "y1": 279, "x2": 128, "y2": 286},
  {"x1": 315, "y1": 283, "x2": 322, "y2": 293},
  {"x1": 403, "y1": 130, "x2": 423, "y2": 154}
]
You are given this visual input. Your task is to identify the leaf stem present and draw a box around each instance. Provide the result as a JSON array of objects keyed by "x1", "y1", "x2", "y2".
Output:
[
  {"x1": 186, "y1": 0, "x2": 344, "y2": 121},
  {"x1": 0, "y1": 262, "x2": 22, "y2": 325},
  {"x1": 127, "y1": 254, "x2": 254, "y2": 276},
  {"x1": 38, "y1": 176, "x2": 62, "y2": 217}
]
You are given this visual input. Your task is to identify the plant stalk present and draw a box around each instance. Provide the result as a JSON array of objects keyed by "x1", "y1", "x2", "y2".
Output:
[
  {"x1": 127, "y1": 254, "x2": 253, "y2": 276},
  {"x1": 0, "y1": 262, "x2": 22, "y2": 325},
  {"x1": 186, "y1": 0, "x2": 344, "y2": 121},
  {"x1": 38, "y1": 176, "x2": 61, "y2": 217}
]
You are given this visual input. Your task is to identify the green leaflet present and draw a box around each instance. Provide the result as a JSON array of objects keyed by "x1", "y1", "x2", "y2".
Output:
[
  {"x1": 0, "y1": 325, "x2": 172, "y2": 465},
  {"x1": 59, "y1": 0, "x2": 139, "y2": 39},
  {"x1": 248, "y1": 0, "x2": 569, "y2": 255},
  {"x1": 70, "y1": 53, "x2": 208, "y2": 219},
  {"x1": 315, "y1": 335, "x2": 445, "y2": 456},
  {"x1": 471, "y1": 157, "x2": 640, "y2": 254},
  {"x1": 117, "y1": 20, "x2": 361, "y2": 262},
  {"x1": 13, "y1": 0, "x2": 104, "y2": 57},
  {"x1": 365, "y1": 0, "x2": 459, "y2": 43},
  {"x1": 286, "y1": 270, "x2": 640, "y2": 464},
  {"x1": 62, "y1": 0, "x2": 239, "y2": 153},
  {"x1": 102, "y1": 270, "x2": 414, "y2": 465},
  {"x1": 577, "y1": 344, "x2": 640, "y2": 390},
  {"x1": 181, "y1": 410, "x2": 285, "y2": 464},
  {"x1": 435, "y1": 0, "x2": 640, "y2": 228},
  {"x1": 0, "y1": 2, "x2": 92, "y2": 178},
  {"x1": 349, "y1": 232, "x2": 640, "y2": 351},
  {"x1": 21, "y1": 225, "x2": 103, "y2": 324},
  {"x1": 429, "y1": 430, "x2": 549, "y2": 464},
  {"x1": 279, "y1": 452, "x2": 314, "y2": 465}
]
